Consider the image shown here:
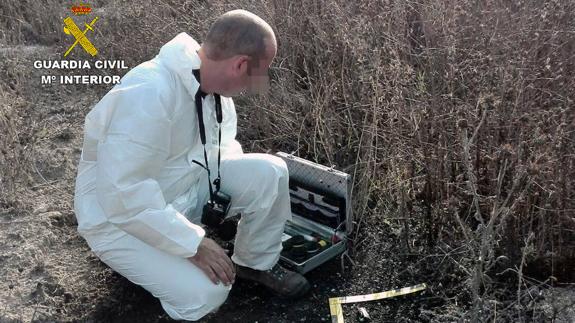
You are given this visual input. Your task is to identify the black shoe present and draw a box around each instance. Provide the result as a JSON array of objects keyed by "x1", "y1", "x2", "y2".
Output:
[{"x1": 235, "y1": 263, "x2": 311, "y2": 299}]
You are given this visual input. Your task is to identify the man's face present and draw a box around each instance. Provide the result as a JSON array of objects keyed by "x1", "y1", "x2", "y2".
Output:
[{"x1": 222, "y1": 40, "x2": 276, "y2": 97}]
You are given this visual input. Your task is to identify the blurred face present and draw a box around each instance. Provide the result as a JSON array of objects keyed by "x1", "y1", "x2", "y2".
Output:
[{"x1": 221, "y1": 39, "x2": 276, "y2": 97}]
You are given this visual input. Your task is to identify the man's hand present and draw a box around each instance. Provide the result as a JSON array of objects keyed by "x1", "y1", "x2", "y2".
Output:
[{"x1": 188, "y1": 237, "x2": 235, "y2": 286}]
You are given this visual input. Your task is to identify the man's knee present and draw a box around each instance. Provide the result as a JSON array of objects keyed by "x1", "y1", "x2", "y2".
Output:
[
  {"x1": 253, "y1": 154, "x2": 289, "y2": 186},
  {"x1": 162, "y1": 283, "x2": 231, "y2": 321},
  {"x1": 203, "y1": 283, "x2": 231, "y2": 310},
  {"x1": 248, "y1": 156, "x2": 290, "y2": 206},
  {"x1": 223, "y1": 154, "x2": 290, "y2": 214},
  {"x1": 269, "y1": 155, "x2": 289, "y2": 181}
]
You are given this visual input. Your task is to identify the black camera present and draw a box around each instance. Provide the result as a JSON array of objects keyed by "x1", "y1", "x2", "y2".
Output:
[
  {"x1": 201, "y1": 191, "x2": 237, "y2": 241},
  {"x1": 201, "y1": 191, "x2": 231, "y2": 227}
]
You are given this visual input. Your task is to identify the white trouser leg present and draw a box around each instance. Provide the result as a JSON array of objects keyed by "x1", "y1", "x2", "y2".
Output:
[
  {"x1": 192, "y1": 153, "x2": 292, "y2": 270},
  {"x1": 82, "y1": 226, "x2": 231, "y2": 321}
]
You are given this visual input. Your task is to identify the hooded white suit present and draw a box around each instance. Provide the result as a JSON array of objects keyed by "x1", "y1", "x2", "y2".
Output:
[{"x1": 74, "y1": 32, "x2": 292, "y2": 320}]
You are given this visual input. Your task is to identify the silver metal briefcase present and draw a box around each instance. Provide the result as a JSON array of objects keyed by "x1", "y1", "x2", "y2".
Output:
[{"x1": 275, "y1": 152, "x2": 353, "y2": 274}]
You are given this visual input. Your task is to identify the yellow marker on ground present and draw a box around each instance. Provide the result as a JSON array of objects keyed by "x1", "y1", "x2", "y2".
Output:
[
  {"x1": 328, "y1": 283, "x2": 427, "y2": 323},
  {"x1": 63, "y1": 16, "x2": 99, "y2": 57}
]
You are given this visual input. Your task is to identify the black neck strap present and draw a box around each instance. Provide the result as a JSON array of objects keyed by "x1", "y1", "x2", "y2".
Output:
[{"x1": 192, "y1": 69, "x2": 223, "y2": 201}]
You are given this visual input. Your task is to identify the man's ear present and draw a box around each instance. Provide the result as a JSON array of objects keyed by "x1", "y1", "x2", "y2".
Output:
[{"x1": 232, "y1": 55, "x2": 250, "y2": 76}]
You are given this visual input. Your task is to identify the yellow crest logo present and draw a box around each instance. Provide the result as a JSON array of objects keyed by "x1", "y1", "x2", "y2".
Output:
[{"x1": 63, "y1": 4, "x2": 99, "y2": 57}]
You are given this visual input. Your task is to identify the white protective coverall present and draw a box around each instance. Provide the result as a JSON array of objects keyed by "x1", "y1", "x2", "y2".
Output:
[{"x1": 73, "y1": 32, "x2": 292, "y2": 320}]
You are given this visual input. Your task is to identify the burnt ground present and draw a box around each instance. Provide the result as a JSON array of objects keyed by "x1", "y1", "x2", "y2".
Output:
[{"x1": 1, "y1": 44, "x2": 574, "y2": 323}]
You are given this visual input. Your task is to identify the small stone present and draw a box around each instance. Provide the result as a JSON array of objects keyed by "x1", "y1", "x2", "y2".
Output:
[
  {"x1": 357, "y1": 307, "x2": 371, "y2": 321},
  {"x1": 33, "y1": 204, "x2": 50, "y2": 214},
  {"x1": 43, "y1": 211, "x2": 62, "y2": 219}
]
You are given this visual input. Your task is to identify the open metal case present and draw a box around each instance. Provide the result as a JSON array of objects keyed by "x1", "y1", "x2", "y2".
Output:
[{"x1": 276, "y1": 152, "x2": 353, "y2": 274}]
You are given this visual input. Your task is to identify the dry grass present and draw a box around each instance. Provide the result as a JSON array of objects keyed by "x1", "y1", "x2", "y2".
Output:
[
  {"x1": 1, "y1": 0, "x2": 574, "y2": 321},
  {"x1": 0, "y1": 63, "x2": 34, "y2": 210}
]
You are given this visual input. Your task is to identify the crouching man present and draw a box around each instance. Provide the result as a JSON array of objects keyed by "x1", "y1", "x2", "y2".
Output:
[{"x1": 73, "y1": 9, "x2": 309, "y2": 321}]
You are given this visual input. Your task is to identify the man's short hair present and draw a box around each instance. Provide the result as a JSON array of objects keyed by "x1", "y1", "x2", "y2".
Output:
[{"x1": 204, "y1": 10, "x2": 273, "y2": 63}]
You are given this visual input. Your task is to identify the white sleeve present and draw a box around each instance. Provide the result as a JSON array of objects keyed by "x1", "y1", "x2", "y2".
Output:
[{"x1": 95, "y1": 83, "x2": 205, "y2": 258}]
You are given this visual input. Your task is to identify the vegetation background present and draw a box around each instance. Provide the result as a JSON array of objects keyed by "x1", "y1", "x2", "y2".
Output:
[{"x1": 0, "y1": 0, "x2": 573, "y2": 321}]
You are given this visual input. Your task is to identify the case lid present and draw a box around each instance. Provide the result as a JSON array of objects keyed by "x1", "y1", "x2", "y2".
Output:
[{"x1": 276, "y1": 152, "x2": 353, "y2": 235}]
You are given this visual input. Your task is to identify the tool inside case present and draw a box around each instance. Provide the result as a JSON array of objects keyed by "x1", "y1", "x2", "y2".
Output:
[{"x1": 276, "y1": 152, "x2": 352, "y2": 274}]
